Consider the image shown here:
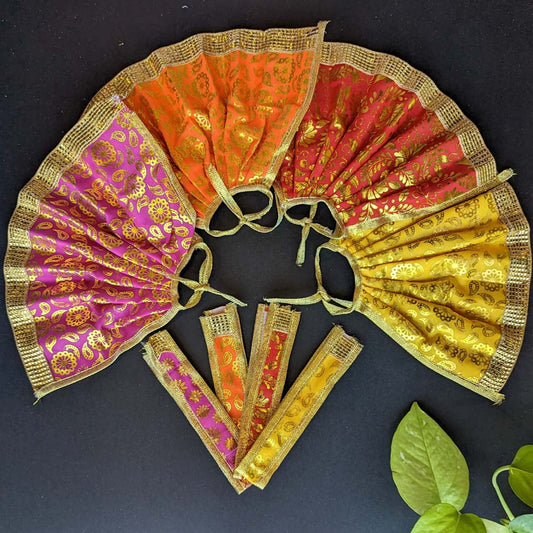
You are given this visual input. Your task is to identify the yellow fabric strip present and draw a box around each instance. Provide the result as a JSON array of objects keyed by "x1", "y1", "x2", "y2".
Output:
[{"x1": 234, "y1": 325, "x2": 362, "y2": 489}]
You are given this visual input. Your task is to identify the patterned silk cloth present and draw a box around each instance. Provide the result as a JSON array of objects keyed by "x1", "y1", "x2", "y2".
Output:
[
  {"x1": 4, "y1": 98, "x2": 240, "y2": 399},
  {"x1": 4, "y1": 25, "x2": 531, "y2": 405},
  {"x1": 88, "y1": 24, "x2": 328, "y2": 235},
  {"x1": 270, "y1": 184, "x2": 530, "y2": 402},
  {"x1": 277, "y1": 42, "x2": 514, "y2": 265},
  {"x1": 201, "y1": 304, "x2": 248, "y2": 426}
]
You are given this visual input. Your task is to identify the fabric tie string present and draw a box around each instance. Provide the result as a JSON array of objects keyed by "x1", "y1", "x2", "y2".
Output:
[
  {"x1": 176, "y1": 240, "x2": 246, "y2": 310},
  {"x1": 206, "y1": 165, "x2": 282, "y2": 236},
  {"x1": 284, "y1": 201, "x2": 345, "y2": 266},
  {"x1": 266, "y1": 241, "x2": 359, "y2": 316}
]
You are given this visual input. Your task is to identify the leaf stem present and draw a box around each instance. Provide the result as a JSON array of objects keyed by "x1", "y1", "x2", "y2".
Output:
[{"x1": 491, "y1": 466, "x2": 515, "y2": 521}]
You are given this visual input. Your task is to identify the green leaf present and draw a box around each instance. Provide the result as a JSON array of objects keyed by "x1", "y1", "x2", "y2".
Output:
[
  {"x1": 482, "y1": 518, "x2": 511, "y2": 532},
  {"x1": 509, "y1": 446, "x2": 533, "y2": 508},
  {"x1": 509, "y1": 515, "x2": 533, "y2": 533},
  {"x1": 411, "y1": 503, "x2": 486, "y2": 533},
  {"x1": 391, "y1": 402, "x2": 469, "y2": 514}
]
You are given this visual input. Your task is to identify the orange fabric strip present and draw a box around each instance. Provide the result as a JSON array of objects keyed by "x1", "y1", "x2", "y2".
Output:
[{"x1": 200, "y1": 304, "x2": 247, "y2": 427}]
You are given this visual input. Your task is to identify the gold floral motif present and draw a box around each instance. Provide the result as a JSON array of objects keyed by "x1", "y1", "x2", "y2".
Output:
[
  {"x1": 121, "y1": 219, "x2": 147, "y2": 241},
  {"x1": 174, "y1": 379, "x2": 187, "y2": 391},
  {"x1": 176, "y1": 364, "x2": 189, "y2": 377},
  {"x1": 189, "y1": 390, "x2": 202, "y2": 403},
  {"x1": 123, "y1": 173, "x2": 145, "y2": 199},
  {"x1": 148, "y1": 197, "x2": 171, "y2": 224},
  {"x1": 66, "y1": 305, "x2": 91, "y2": 327},
  {"x1": 139, "y1": 141, "x2": 158, "y2": 165},
  {"x1": 196, "y1": 405, "x2": 211, "y2": 418},
  {"x1": 90, "y1": 140, "x2": 117, "y2": 166},
  {"x1": 51, "y1": 351, "x2": 78, "y2": 376},
  {"x1": 207, "y1": 427, "x2": 221, "y2": 444},
  {"x1": 87, "y1": 330, "x2": 109, "y2": 351},
  {"x1": 225, "y1": 437, "x2": 236, "y2": 451}
]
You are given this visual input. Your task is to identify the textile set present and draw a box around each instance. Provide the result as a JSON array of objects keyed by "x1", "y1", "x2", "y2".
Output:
[{"x1": 4, "y1": 22, "x2": 531, "y2": 491}]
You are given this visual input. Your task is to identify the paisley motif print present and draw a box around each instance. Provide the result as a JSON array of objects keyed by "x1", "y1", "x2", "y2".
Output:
[
  {"x1": 10, "y1": 100, "x2": 196, "y2": 395},
  {"x1": 334, "y1": 183, "x2": 530, "y2": 399}
]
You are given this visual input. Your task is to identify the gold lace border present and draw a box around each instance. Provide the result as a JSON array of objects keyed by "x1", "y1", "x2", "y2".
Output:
[
  {"x1": 337, "y1": 182, "x2": 530, "y2": 403},
  {"x1": 235, "y1": 304, "x2": 300, "y2": 465},
  {"x1": 83, "y1": 23, "x2": 328, "y2": 232},
  {"x1": 321, "y1": 42, "x2": 497, "y2": 184},
  {"x1": 200, "y1": 303, "x2": 248, "y2": 413},
  {"x1": 276, "y1": 40, "x2": 512, "y2": 238},
  {"x1": 479, "y1": 183, "x2": 531, "y2": 394},
  {"x1": 143, "y1": 330, "x2": 248, "y2": 494},
  {"x1": 4, "y1": 98, "x2": 200, "y2": 398},
  {"x1": 235, "y1": 325, "x2": 362, "y2": 488}
]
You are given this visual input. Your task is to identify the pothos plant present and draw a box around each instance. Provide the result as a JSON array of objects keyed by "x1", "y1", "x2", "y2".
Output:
[{"x1": 390, "y1": 403, "x2": 533, "y2": 532}]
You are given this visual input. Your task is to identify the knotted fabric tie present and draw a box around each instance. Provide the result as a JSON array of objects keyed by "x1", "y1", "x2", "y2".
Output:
[
  {"x1": 266, "y1": 241, "x2": 359, "y2": 316},
  {"x1": 284, "y1": 200, "x2": 345, "y2": 266},
  {"x1": 205, "y1": 165, "x2": 282, "y2": 236},
  {"x1": 176, "y1": 240, "x2": 246, "y2": 311}
]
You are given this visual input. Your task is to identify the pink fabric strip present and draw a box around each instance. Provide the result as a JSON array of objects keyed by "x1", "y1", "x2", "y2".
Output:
[
  {"x1": 159, "y1": 350, "x2": 238, "y2": 469},
  {"x1": 144, "y1": 330, "x2": 249, "y2": 493}
]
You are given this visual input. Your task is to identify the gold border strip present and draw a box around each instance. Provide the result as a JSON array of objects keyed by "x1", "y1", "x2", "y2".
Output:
[
  {"x1": 276, "y1": 41, "x2": 512, "y2": 238},
  {"x1": 338, "y1": 183, "x2": 530, "y2": 402},
  {"x1": 479, "y1": 183, "x2": 531, "y2": 393},
  {"x1": 199, "y1": 22, "x2": 327, "y2": 230},
  {"x1": 235, "y1": 326, "x2": 362, "y2": 488},
  {"x1": 200, "y1": 303, "x2": 248, "y2": 412},
  {"x1": 236, "y1": 304, "x2": 300, "y2": 465},
  {"x1": 4, "y1": 97, "x2": 200, "y2": 398},
  {"x1": 144, "y1": 330, "x2": 248, "y2": 494},
  {"x1": 320, "y1": 41, "x2": 497, "y2": 185},
  {"x1": 84, "y1": 23, "x2": 328, "y2": 231},
  {"x1": 85, "y1": 24, "x2": 328, "y2": 112}
]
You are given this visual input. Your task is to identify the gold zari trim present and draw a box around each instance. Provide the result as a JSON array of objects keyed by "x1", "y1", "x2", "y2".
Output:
[
  {"x1": 321, "y1": 42, "x2": 498, "y2": 186},
  {"x1": 479, "y1": 184, "x2": 531, "y2": 393},
  {"x1": 87, "y1": 24, "x2": 328, "y2": 111},
  {"x1": 3, "y1": 96, "x2": 242, "y2": 398},
  {"x1": 276, "y1": 41, "x2": 515, "y2": 240},
  {"x1": 235, "y1": 326, "x2": 362, "y2": 488},
  {"x1": 84, "y1": 23, "x2": 328, "y2": 234},
  {"x1": 144, "y1": 330, "x2": 248, "y2": 494}
]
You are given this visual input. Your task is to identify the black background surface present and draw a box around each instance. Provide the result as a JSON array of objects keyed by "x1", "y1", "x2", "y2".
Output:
[{"x1": 1, "y1": 1, "x2": 532, "y2": 532}]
